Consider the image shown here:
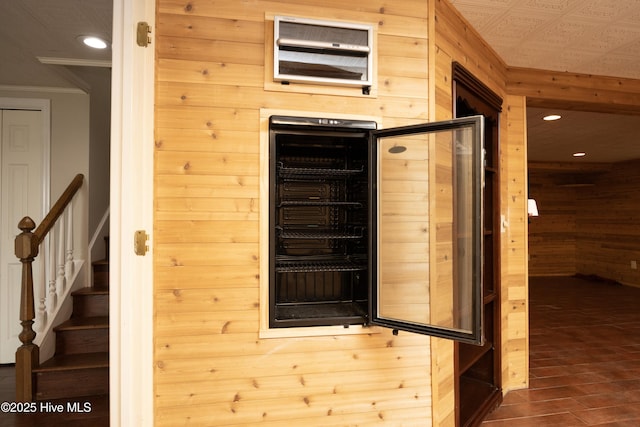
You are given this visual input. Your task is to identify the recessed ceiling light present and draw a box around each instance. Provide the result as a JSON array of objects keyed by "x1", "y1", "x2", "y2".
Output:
[
  {"x1": 79, "y1": 36, "x2": 108, "y2": 49},
  {"x1": 573, "y1": 152, "x2": 586, "y2": 157},
  {"x1": 543, "y1": 114, "x2": 562, "y2": 121}
]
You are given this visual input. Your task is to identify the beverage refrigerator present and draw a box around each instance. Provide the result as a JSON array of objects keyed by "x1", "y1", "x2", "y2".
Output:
[{"x1": 268, "y1": 114, "x2": 484, "y2": 344}]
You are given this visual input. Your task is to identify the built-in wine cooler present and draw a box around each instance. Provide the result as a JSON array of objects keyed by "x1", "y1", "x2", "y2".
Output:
[
  {"x1": 269, "y1": 116, "x2": 375, "y2": 327},
  {"x1": 268, "y1": 114, "x2": 486, "y2": 345}
]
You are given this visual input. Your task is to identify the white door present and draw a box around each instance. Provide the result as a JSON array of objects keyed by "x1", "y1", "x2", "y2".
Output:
[{"x1": 0, "y1": 109, "x2": 44, "y2": 363}]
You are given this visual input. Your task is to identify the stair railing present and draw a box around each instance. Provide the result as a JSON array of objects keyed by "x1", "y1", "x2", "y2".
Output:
[{"x1": 14, "y1": 173, "x2": 84, "y2": 402}]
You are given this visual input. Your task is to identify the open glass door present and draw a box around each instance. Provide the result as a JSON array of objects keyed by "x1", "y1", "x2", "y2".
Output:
[{"x1": 369, "y1": 116, "x2": 484, "y2": 345}]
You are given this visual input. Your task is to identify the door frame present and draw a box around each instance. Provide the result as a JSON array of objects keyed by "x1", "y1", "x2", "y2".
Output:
[
  {"x1": 452, "y1": 63, "x2": 503, "y2": 426},
  {"x1": 110, "y1": 0, "x2": 155, "y2": 425}
]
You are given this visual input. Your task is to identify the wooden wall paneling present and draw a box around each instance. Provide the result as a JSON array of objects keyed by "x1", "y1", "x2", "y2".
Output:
[
  {"x1": 157, "y1": 0, "x2": 269, "y2": 22},
  {"x1": 507, "y1": 67, "x2": 640, "y2": 115},
  {"x1": 156, "y1": 80, "x2": 417, "y2": 118},
  {"x1": 153, "y1": 368, "x2": 430, "y2": 408},
  {"x1": 501, "y1": 94, "x2": 529, "y2": 391},
  {"x1": 155, "y1": 107, "x2": 258, "y2": 131},
  {"x1": 155, "y1": 330, "x2": 430, "y2": 360},
  {"x1": 154, "y1": 175, "x2": 259, "y2": 199},
  {"x1": 157, "y1": 13, "x2": 266, "y2": 43},
  {"x1": 157, "y1": 36, "x2": 266, "y2": 63},
  {"x1": 154, "y1": 265, "x2": 260, "y2": 291},
  {"x1": 154, "y1": 1, "x2": 435, "y2": 426},
  {"x1": 156, "y1": 58, "x2": 265, "y2": 86},
  {"x1": 158, "y1": 0, "x2": 428, "y2": 21},
  {"x1": 155, "y1": 219, "x2": 259, "y2": 243}
]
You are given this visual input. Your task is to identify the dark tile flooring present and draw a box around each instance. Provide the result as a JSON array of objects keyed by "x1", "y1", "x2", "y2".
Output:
[
  {"x1": 0, "y1": 366, "x2": 108, "y2": 427},
  {"x1": 483, "y1": 276, "x2": 640, "y2": 426}
]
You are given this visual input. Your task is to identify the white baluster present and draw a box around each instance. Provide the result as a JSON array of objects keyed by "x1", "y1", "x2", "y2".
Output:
[
  {"x1": 65, "y1": 205, "x2": 74, "y2": 277},
  {"x1": 56, "y1": 221, "x2": 66, "y2": 295},
  {"x1": 48, "y1": 229, "x2": 58, "y2": 314}
]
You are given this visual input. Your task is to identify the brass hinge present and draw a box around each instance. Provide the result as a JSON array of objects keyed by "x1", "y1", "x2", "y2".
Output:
[
  {"x1": 137, "y1": 21, "x2": 152, "y2": 47},
  {"x1": 134, "y1": 230, "x2": 149, "y2": 256}
]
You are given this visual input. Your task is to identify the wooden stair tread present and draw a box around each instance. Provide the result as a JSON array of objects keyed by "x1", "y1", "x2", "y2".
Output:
[
  {"x1": 22, "y1": 235, "x2": 111, "y2": 402},
  {"x1": 35, "y1": 352, "x2": 109, "y2": 372},
  {"x1": 54, "y1": 316, "x2": 109, "y2": 331},
  {"x1": 72, "y1": 287, "x2": 109, "y2": 296}
]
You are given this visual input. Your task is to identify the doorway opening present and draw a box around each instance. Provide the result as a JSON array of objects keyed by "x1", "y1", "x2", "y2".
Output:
[{"x1": 516, "y1": 100, "x2": 640, "y2": 423}]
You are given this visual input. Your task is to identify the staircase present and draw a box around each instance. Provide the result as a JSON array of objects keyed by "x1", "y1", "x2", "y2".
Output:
[{"x1": 32, "y1": 239, "x2": 109, "y2": 401}]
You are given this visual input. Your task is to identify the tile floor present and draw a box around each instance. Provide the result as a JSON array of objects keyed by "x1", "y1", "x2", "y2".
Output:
[{"x1": 482, "y1": 276, "x2": 640, "y2": 426}]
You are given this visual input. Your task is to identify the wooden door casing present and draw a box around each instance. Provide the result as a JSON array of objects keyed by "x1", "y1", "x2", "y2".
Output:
[{"x1": 452, "y1": 63, "x2": 503, "y2": 427}]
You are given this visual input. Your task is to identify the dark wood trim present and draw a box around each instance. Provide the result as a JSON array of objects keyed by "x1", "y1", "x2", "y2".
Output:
[
  {"x1": 453, "y1": 63, "x2": 503, "y2": 427},
  {"x1": 34, "y1": 174, "x2": 84, "y2": 245},
  {"x1": 453, "y1": 62, "x2": 503, "y2": 113}
]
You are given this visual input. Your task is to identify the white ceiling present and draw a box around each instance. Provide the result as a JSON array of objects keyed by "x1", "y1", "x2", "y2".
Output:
[
  {"x1": 0, "y1": 1, "x2": 112, "y2": 89},
  {"x1": 449, "y1": 0, "x2": 640, "y2": 80},
  {"x1": 1, "y1": 1, "x2": 639, "y2": 163},
  {"x1": 527, "y1": 107, "x2": 640, "y2": 163}
]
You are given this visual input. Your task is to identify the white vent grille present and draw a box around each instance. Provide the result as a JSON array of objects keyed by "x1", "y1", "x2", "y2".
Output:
[{"x1": 274, "y1": 16, "x2": 373, "y2": 89}]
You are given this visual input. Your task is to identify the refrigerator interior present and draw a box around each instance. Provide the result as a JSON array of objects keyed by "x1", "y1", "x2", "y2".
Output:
[{"x1": 270, "y1": 121, "x2": 373, "y2": 327}]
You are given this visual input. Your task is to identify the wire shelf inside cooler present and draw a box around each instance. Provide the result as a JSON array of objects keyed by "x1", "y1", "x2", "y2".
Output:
[
  {"x1": 278, "y1": 162, "x2": 365, "y2": 179},
  {"x1": 276, "y1": 226, "x2": 364, "y2": 240},
  {"x1": 275, "y1": 255, "x2": 367, "y2": 273},
  {"x1": 278, "y1": 200, "x2": 363, "y2": 208}
]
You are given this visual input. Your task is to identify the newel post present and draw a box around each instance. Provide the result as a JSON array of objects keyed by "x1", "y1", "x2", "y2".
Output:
[{"x1": 14, "y1": 216, "x2": 39, "y2": 402}]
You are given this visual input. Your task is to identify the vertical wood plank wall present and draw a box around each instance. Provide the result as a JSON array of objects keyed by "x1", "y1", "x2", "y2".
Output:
[{"x1": 154, "y1": 1, "x2": 437, "y2": 425}]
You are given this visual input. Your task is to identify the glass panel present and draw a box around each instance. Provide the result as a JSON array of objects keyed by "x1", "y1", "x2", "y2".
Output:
[
  {"x1": 372, "y1": 116, "x2": 483, "y2": 343},
  {"x1": 377, "y1": 133, "x2": 431, "y2": 324}
]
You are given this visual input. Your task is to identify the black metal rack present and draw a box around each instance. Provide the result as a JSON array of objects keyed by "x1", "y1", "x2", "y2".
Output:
[
  {"x1": 275, "y1": 255, "x2": 367, "y2": 273},
  {"x1": 269, "y1": 116, "x2": 373, "y2": 327},
  {"x1": 276, "y1": 226, "x2": 365, "y2": 240}
]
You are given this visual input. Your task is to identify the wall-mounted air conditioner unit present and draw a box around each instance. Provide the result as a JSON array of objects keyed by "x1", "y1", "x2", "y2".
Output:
[{"x1": 274, "y1": 16, "x2": 374, "y2": 92}]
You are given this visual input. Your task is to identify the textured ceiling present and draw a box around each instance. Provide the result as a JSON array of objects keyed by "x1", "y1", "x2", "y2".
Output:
[
  {"x1": 449, "y1": 0, "x2": 640, "y2": 80},
  {"x1": 450, "y1": 0, "x2": 640, "y2": 163}
]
